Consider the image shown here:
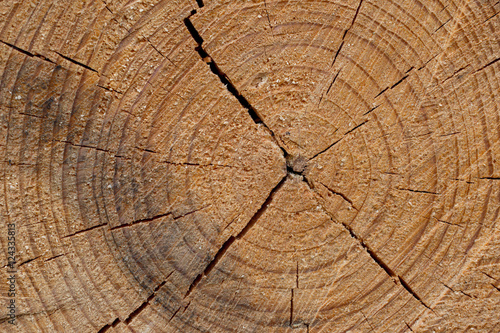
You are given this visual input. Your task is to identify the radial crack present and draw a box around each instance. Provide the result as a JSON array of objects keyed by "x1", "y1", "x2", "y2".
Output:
[
  {"x1": 404, "y1": 321, "x2": 415, "y2": 332},
  {"x1": 317, "y1": 181, "x2": 357, "y2": 209},
  {"x1": 184, "y1": 14, "x2": 262, "y2": 124},
  {"x1": 111, "y1": 213, "x2": 172, "y2": 231},
  {"x1": 330, "y1": 0, "x2": 364, "y2": 67},
  {"x1": 62, "y1": 224, "x2": 107, "y2": 238},
  {"x1": 123, "y1": 280, "x2": 167, "y2": 324},
  {"x1": 55, "y1": 51, "x2": 98, "y2": 73},
  {"x1": 304, "y1": 178, "x2": 433, "y2": 312},
  {"x1": 185, "y1": 175, "x2": 287, "y2": 297},
  {"x1": 111, "y1": 206, "x2": 209, "y2": 231},
  {"x1": 0, "y1": 40, "x2": 55, "y2": 64},
  {"x1": 98, "y1": 274, "x2": 172, "y2": 331},
  {"x1": 97, "y1": 318, "x2": 120, "y2": 333},
  {"x1": 398, "y1": 188, "x2": 439, "y2": 195},
  {"x1": 309, "y1": 121, "x2": 367, "y2": 161},
  {"x1": 474, "y1": 56, "x2": 500, "y2": 73},
  {"x1": 183, "y1": 12, "x2": 287, "y2": 155}
]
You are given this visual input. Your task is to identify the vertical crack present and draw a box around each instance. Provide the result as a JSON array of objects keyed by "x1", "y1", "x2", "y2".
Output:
[{"x1": 296, "y1": 262, "x2": 299, "y2": 288}]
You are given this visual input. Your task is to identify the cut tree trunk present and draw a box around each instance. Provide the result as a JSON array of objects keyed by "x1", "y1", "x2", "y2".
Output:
[{"x1": 1, "y1": 0, "x2": 500, "y2": 332}]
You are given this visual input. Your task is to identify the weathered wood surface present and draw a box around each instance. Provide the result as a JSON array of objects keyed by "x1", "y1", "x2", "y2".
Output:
[{"x1": 1, "y1": 0, "x2": 500, "y2": 332}]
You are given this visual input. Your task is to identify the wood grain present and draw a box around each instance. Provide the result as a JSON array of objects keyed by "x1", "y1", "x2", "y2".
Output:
[{"x1": 0, "y1": 0, "x2": 499, "y2": 332}]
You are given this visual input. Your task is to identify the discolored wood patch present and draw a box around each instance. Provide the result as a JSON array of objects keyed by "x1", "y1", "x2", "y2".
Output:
[{"x1": 1, "y1": 0, "x2": 500, "y2": 332}]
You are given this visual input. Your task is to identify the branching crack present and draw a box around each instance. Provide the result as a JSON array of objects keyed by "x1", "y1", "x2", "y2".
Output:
[
  {"x1": 185, "y1": 175, "x2": 287, "y2": 297},
  {"x1": 442, "y1": 283, "x2": 475, "y2": 298},
  {"x1": 304, "y1": 177, "x2": 433, "y2": 312},
  {"x1": 181, "y1": 6, "x2": 435, "y2": 316}
]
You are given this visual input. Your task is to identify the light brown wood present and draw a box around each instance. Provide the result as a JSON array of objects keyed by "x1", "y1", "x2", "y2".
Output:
[{"x1": 1, "y1": 0, "x2": 500, "y2": 332}]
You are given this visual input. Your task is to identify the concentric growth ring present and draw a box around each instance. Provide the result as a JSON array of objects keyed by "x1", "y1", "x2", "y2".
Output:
[{"x1": 1, "y1": 0, "x2": 499, "y2": 332}]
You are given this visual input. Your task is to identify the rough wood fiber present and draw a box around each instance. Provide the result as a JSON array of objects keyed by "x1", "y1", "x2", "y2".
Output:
[{"x1": 0, "y1": 0, "x2": 499, "y2": 332}]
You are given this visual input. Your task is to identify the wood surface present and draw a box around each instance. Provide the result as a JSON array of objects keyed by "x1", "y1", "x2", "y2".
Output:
[{"x1": 1, "y1": 0, "x2": 500, "y2": 332}]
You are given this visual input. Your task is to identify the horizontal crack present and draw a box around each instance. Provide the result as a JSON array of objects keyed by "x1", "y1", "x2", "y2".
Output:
[
  {"x1": 111, "y1": 206, "x2": 210, "y2": 231},
  {"x1": 62, "y1": 224, "x2": 107, "y2": 238},
  {"x1": 0, "y1": 40, "x2": 55, "y2": 64},
  {"x1": 397, "y1": 188, "x2": 439, "y2": 195}
]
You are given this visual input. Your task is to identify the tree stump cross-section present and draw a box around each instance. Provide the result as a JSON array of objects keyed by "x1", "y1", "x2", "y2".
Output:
[{"x1": 0, "y1": 0, "x2": 500, "y2": 332}]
